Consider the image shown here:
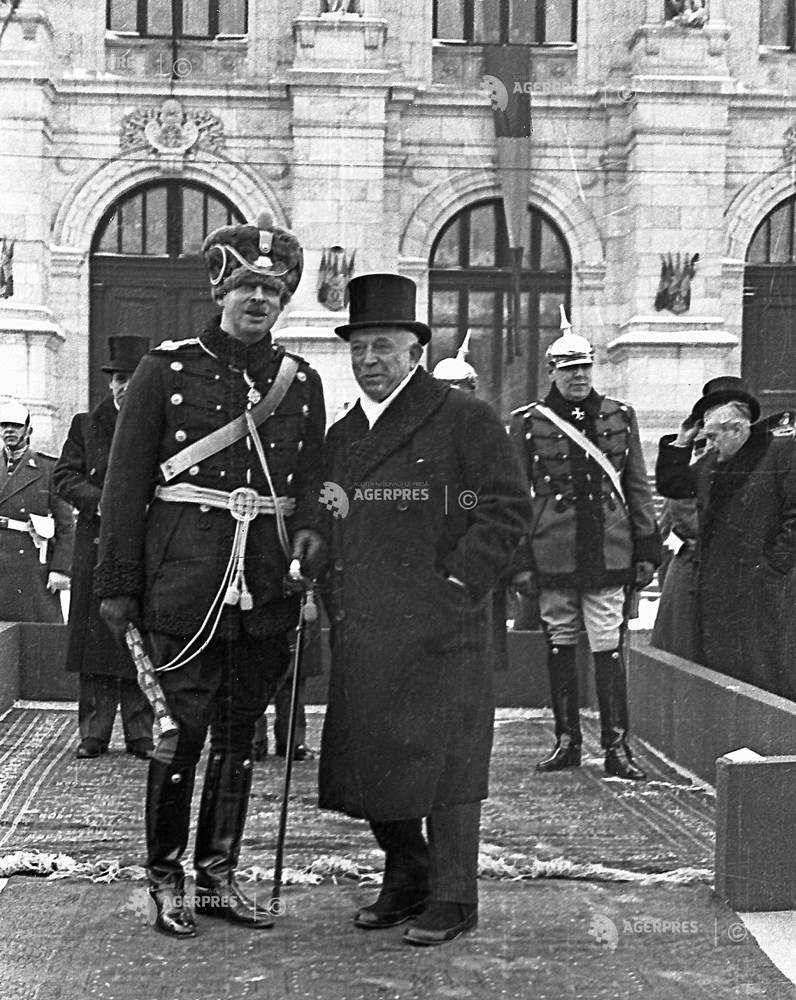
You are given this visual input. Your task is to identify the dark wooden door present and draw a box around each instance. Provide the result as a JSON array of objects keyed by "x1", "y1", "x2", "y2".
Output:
[{"x1": 743, "y1": 267, "x2": 796, "y2": 417}]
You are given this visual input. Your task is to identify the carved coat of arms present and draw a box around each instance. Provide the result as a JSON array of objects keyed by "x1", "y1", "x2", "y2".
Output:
[
  {"x1": 120, "y1": 99, "x2": 224, "y2": 158},
  {"x1": 317, "y1": 246, "x2": 356, "y2": 312}
]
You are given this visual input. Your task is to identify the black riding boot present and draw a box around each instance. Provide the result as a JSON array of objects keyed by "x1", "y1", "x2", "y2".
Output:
[
  {"x1": 145, "y1": 759, "x2": 197, "y2": 938},
  {"x1": 536, "y1": 645, "x2": 582, "y2": 772},
  {"x1": 594, "y1": 648, "x2": 646, "y2": 781},
  {"x1": 193, "y1": 752, "x2": 273, "y2": 928}
]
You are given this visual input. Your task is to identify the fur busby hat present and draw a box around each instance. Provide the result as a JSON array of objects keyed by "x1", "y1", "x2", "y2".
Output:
[
  {"x1": 334, "y1": 273, "x2": 431, "y2": 345},
  {"x1": 202, "y1": 211, "x2": 303, "y2": 305},
  {"x1": 101, "y1": 336, "x2": 150, "y2": 374},
  {"x1": 691, "y1": 375, "x2": 760, "y2": 424}
]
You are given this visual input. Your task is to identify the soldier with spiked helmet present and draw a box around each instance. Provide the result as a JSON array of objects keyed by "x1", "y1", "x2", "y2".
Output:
[
  {"x1": 95, "y1": 211, "x2": 326, "y2": 938},
  {"x1": 510, "y1": 307, "x2": 661, "y2": 781}
]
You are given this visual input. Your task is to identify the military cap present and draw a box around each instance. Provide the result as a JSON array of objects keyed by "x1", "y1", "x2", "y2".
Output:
[
  {"x1": 202, "y1": 211, "x2": 303, "y2": 304},
  {"x1": 0, "y1": 399, "x2": 30, "y2": 426}
]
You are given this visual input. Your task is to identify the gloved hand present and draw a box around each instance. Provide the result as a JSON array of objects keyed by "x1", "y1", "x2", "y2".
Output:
[
  {"x1": 510, "y1": 570, "x2": 537, "y2": 598},
  {"x1": 634, "y1": 560, "x2": 656, "y2": 591},
  {"x1": 290, "y1": 529, "x2": 327, "y2": 581},
  {"x1": 100, "y1": 596, "x2": 140, "y2": 643},
  {"x1": 47, "y1": 571, "x2": 71, "y2": 593}
]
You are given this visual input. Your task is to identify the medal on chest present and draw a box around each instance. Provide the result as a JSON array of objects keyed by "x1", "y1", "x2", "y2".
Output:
[{"x1": 243, "y1": 372, "x2": 262, "y2": 406}]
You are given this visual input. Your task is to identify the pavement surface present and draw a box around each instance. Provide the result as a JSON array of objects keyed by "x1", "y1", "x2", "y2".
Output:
[{"x1": 0, "y1": 704, "x2": 794, "y2": 1000}]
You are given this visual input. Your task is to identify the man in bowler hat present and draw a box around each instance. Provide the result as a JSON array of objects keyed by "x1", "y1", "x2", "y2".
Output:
[
  {"x1": 54, "y1": 336, "x2": 155, "y2": 760},
  {"x1": 656, "y1": 375, "x2": 796, "y2": 700},
  {"x1": 95, "y1": 213, "x2": 326, "y2": 938},
  {"x1": 318, "y1": 273, "x2": 529, "y2": 945}
]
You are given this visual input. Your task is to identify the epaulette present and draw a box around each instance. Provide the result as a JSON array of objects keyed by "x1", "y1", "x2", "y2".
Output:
[
  {"x1": 511, "y1": 401, "x2": 539, "y2": 417},
  {"x1": 151, "y1": 337, "x2": 201, "y2": 353}
]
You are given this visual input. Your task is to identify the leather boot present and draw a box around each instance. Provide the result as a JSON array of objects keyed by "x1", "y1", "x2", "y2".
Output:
[
  {"x1": 536, "y1": 645, "x2": 582, "y2": 772},
  {"x1": 355, "y1": 820, "x2": 430, "y2": 928},
  {"x1": 594, "y1": 648, "x2": 646, "y2": 781},
  {"x1": 193, "y1": 752, "x2": 273, "y2": 928},
  {"x1": 145, "y1": 759, "x2": 197, "y2": 938}
]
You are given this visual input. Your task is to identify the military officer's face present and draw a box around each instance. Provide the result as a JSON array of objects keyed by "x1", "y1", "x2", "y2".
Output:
[
  {"x1": 0, "y1": 422, "x2": 28, "y2": 450},
  {"x1": 349, "y1": 327, "x2": 423, "y2": 402},
  {"x1": 109, "y1": 372, "x2": 131, "y2": 407},
  {"x1": 553, "y1": 363, "x2": 593, "y2": 402},
  {"x1": 220, "y1": 282, "x2": 283, "y2": 345}
]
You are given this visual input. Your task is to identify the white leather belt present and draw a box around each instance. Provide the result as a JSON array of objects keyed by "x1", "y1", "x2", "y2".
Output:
[
  {"x1": 154, "y1": 484, "x2": 296, "y2": 520},
  {"x1": 0, "y1": 516, "x2": 29, "y2": 532}
]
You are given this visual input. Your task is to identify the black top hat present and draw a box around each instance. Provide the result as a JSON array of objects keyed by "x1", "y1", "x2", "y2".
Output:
[
  {"x1": 334, "y1": 273, "x2": 431, "y2": 346},
  {"x1": 101, "y1": 336, "x2": 150, "y2": 374},
  {"x1": 691, "y1": 375, "x2": 760, "y2": 424}
]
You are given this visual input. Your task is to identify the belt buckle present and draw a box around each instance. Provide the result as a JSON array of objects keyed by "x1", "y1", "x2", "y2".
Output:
[{"x1": 228, "y1": 487, "x2": 260, "y2": 522}]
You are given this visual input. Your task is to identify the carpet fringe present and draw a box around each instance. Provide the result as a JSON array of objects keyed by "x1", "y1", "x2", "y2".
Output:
[{"x1": 0, "y1": 848, "x2": 712, "y2": 887}]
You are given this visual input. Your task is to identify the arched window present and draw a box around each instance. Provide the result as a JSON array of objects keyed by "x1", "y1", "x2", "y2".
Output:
[
  {"x1": 429, "y1": 199, "x2": 571, "y2": 420},
  {"x1": 743, "y1": 194, "x2": 796, "y2": 414},
  {"x1": 433, "y1": 0, "x2": 576, "y2": 44},
  {"x1": 89, "y1": 181, "x2": 244, "y2": 406}
]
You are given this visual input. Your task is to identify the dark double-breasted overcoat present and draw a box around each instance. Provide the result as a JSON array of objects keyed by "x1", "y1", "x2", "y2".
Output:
[
  {"x1": 656, "y1": 429, "x2": 796, "y2": 701},
  {"x1": 94, "y1": 319, "x2": 326, "y2": 639},
  {"x1": 318, "y1": 368, "x2": 530, "y2": 822},
  {"x1": 0, "y1": 449, "x2": 74, "y2": 622},
  {"x1": 54, "y1": 394, "x2": 134, "y2": 677}
]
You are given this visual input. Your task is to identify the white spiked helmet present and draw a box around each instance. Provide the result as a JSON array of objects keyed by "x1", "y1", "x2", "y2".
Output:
[
  {"x1": 545, "y1": 305, "x2": 594, "y2": 371},
  {"x1": 432, "y1": 331, "x2": 478, "y2": 387}
]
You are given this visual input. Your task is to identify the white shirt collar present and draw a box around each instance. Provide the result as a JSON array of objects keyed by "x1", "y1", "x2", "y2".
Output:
[{"x1": 359, "y1": 365, "x2": 420, "y2": 429}]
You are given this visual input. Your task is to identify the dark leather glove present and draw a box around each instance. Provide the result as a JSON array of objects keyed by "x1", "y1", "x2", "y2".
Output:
[
  {"x1": 511, "y1": 570, "x2": 537, "y2": 598},
  {"x1": 100, "y1": 596, "x2": 140, "y2": 643},
  {"x1": 290, "y1": 528, "x2": 327, "y2": 581}
]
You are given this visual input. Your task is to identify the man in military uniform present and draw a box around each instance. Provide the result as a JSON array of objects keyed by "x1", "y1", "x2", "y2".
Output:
[
  {"x1": 55, "y1": 336, "x2": 154, "y2": 760},
  {"x1": 0, "y1": 400, "x2": 74, "y2": 622},
  {"x1": 511, "y1": 310, "x2": 660, "y2": 781},
  {"x1": 95, "y1": 213, "x2": 326, "y2": 938}
]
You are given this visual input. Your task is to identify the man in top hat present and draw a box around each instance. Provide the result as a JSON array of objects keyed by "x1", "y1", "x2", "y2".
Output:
[
  {"x1": 656, "y1": 376, "x2": 796, "y2": 700},
  {"x1": 0, "y1": 399, "x2": 74, "y2": 623},
  {"x1": 318, "y1": 273, "x2": 529, "y2": 946},
  {"x1": 54, "y1": 336, "x2": 155, "y2": 760},
  {"x1": 94, "y1": 213, "x2": 327, "y2": 938},
  {"x1": 510, "y1": 308, "x2": 661, "y2": 781}
]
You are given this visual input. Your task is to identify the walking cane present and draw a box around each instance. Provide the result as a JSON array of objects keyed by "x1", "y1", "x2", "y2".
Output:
[{"x1": 271, "y1": 560, "x2": 318, "y2": 912}]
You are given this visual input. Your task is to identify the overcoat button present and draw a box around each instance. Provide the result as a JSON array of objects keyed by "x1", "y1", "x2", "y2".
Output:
[
  {"x1": 170, "y1": 393, "x2": 183, "y2": 406},
  {"x1": 286, "y1": 473, "x2": 294, "y2": 485},
  {"x1": 302, "y1": 404, "x2": 309, "y2": 417},
  {"x1": 170, "y1": 361, "x2": 183, "y2": 372},
  {"x1": 89, "y1": 467, "x2": 96, "y2": 476},
  {"x1": 189, "y1": 465, "x2": 200, "y2": 476},
  {"x1": 175, "y1": 430, "x2": 187, "y2": 443},
  {"x1": 335, "y1": 610, "x2": 345, "y2": 621},
  {"x1": 296, "y1": 371, "x2": 307, "y2": 382},
  {"x1": 334, "y1": 558, "x2": 344, "y2": 571},
  {"x1": 297, "y1": 441, "x2": 304, "y2": 452}
]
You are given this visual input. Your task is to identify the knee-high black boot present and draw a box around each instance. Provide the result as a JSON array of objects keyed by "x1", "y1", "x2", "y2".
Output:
[
  {"x1": 145, "y1": 759, "x2": 197, "y2": 938},
  {"x1": 354, "y1": 820, "x2": 430, "y2": 929},
  {"x1": 593, "y1": 648, "x2": 646, "y2": 781},
  {"x1": 193, "y1": 752, "x2": 273, "y2": 928},
  {"x1": 536, "y1": 644, "x2": 582, "y2": 772}
]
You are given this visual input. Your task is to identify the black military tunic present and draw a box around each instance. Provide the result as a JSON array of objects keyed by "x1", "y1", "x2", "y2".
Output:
[{"x1": 94, "y1": 317, "x2": 325, "y2": 638}]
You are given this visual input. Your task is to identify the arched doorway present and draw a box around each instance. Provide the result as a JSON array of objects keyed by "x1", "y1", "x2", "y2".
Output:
[
  {"x1": 428, "y1": 199, "x2": 571, "y2": 422},
  {"x1": 743, "y1": 194, "x2": 796, "y2": 415},
  {"x1": 89, "y1": 180, "x2": 244, "y2": 407}
]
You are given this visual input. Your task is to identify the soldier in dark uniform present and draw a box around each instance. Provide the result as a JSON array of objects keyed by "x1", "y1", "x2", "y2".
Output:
[
  {"x1": 0, "y1": 399, "x2": 74, "y2": 622},
  {"x1": 510, "y1": 310, "x2": 660, "y2": 781},
  {"x1": 95, "y1": 213, "x2": 326, "y2": 938},
  {"x1": 55, "y1": 336, "x2": 155, "y2": 760}
]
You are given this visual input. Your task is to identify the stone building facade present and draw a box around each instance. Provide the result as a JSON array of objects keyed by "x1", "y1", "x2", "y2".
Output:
[{"x1": 1, "y1": 0, "x2": 796, "y2": 458}]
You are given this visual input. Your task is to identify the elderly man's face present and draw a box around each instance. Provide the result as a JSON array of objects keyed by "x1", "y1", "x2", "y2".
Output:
[
  {"x1": 702, "y1": 407, "x2": 750, "y2": 462},
  {"x1": 0, "y1": 422, "x2": 28, "y2": 450},
  {"x1": 552, "y1": 363, "x2": 593, "y2": 402},
  {"x1": 349, "y1": 327, "x2": 422, "y2": 403},
  {"x1": 109, "y1": 372, "x2": 131, "y2": 407}
]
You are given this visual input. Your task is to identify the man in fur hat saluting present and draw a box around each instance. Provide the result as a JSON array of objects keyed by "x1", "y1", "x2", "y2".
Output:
[
  {"x1": 318, "y1": 274, "x2": 529, "y2": 946},
  {"x1": 95, "y1": 213, "x2": 326, "y2": 938}
]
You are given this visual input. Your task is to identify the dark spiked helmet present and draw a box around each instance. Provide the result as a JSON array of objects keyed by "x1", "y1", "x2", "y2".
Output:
[{"x1": 202, "y1": 211, "x2": 303, "y2": 305}]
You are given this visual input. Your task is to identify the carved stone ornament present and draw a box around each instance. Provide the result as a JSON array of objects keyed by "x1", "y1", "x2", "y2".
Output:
[
  {"x1": 784, "y1": 122, "x2": 796, "y2": 165},
  {"x1": 317, "y1": 245, "x2": 356, "y2": 311},
  {"x1": 120, "y1": 99, "x2": 225, "y2": 158},
  {"x1": 655, "y1": 252, "x2": 700, "y2": 315},
  {"x1": 319, "y1": 0, "x2": 363, "y2": 13},
  {"x1": 664, "y1": 0, "x2": 708, "y2": 28}
]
